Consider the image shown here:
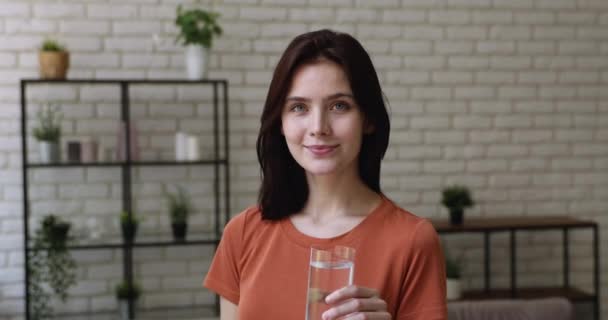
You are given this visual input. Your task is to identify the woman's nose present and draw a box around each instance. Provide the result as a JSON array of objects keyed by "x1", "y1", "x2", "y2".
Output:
[{"x1": 309, "y1": 108, "x2": 330, "y2": 136}]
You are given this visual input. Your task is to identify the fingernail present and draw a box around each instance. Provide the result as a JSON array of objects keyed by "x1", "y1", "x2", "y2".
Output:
[{"x1": 324, "y1": 294, "x2": 333, "y2": 304}]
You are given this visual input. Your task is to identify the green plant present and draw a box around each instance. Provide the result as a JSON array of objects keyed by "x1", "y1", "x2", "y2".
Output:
[
  {"x1": 32, "y1": 104, "x2": 62, "y2": 143},
  {"x1": 115, "y1": 281, "x2": 141, "y2": 300},
  {"x1": 164, "y1": 185, "x2": 191, "y2": 224},
  {"x1": 41, "y1": 39, "x2": 66, "y2": 52},
  {"x1": 174, "y1": 5, "x2": 223, "y2": 48},
  {"x1": 28, "y1": 214, "x2": 77, "y2": 319},
  {"x1": 120, "y1": 211, "x2": 139, "y2": 226},
  {"x1": 441, "y1": 185, "x2": 474, "y2": 210}
]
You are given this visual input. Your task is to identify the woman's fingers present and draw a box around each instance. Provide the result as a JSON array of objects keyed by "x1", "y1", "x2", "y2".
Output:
[
  {"x1": 322, "y1": 286, "x2": 391, "y2": 320},
  {"x1": 325, "y1": 285, "x2": 378, "y2": 304},
  {"x1": 322, "y1": 297, "x2": 388, "y2": 320},
  {"x1": 342, "y1": 312, "x2": 392, "y2": 320},
  {"x1": 323, "y1": 305, "x2": 391, "y2": 320}
]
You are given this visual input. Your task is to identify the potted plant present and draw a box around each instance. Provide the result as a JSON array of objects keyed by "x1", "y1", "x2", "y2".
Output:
[
  {"x1": 120, "y1": 211, "x2": 139, "y2": 243},
  {"x1": 445, "y1": 252, "x2": 462, "y2": 300},
  {"x1": 39, "y1": 38, "x2": 69, "y2": 79},
  {"x1": 33, "y1": 103, "x2": 62, "y2": 164},
  {"x1": 441, "y1": 185, "x2": 474, "y2": 225},
  {"x1": 115, "y1": 280, "x2": 141, "y2": 320},
  {"x1": 164, "y1": 185, "x2": 191, "y2": 241},
  {"x1": 41, "y1": 214, "x2": 71, "y2": 248},
  {"x1": 174, "y1": 4, "x2": 222, "y2": 79},
  {"x1": 28, "y1": 214, "x2": 77, "y2": 319}
]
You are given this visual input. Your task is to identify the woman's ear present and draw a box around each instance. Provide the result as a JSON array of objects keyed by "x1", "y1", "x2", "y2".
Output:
[{"x1": 364, "y1": 121, "x2": 375, "y2": 134}]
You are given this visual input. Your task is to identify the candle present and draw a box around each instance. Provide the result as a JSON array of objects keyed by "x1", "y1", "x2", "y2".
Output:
[
  {"x1": 175, "y1": 132, "x2": 187, "y2": 161},
  {"x1": 187, "y1": 135, "x2": 200, "y2": 161}
]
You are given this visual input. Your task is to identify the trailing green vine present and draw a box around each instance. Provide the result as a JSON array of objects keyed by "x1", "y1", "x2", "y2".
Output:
[{"x1": 28, "y1": 215, "x2": 77, "y2": 319}]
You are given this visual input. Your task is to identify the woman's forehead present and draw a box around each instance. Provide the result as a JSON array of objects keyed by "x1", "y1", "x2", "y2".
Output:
[{"x1": 286, "y1": 60, "x2": 353, "y2": 99}]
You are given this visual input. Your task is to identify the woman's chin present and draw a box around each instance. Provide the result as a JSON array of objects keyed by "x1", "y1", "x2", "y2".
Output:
[{"x1": 302, "y1": 165, "x2": 341, "y2": 176}]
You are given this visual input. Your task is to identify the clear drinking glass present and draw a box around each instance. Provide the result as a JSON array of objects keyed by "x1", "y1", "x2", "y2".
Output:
[{"x1": 305, "y1": 246, "x2": 356, "y2": 320}]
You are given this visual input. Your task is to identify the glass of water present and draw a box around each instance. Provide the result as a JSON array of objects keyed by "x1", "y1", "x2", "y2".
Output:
[{"x1": 305, "y1": 246, "x2": 355, "y2": 320}]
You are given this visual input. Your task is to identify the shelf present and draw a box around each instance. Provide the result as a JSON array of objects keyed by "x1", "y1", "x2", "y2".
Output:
[
  {"x1": 22, "y1": 78, "x2": 228, "y2": 85},
  {"x1": 21, "y1": 78, "x2": 230, "y2": 319},
  {"x1": 432, "y1": 216, "x2": 597, "y2": 233},
  {"x1": 51, "y1": 306, "x2": 217, "y2": 320},
  {"x1": 460, "y1": 287, "x2": 596, "y2": 302},
  {"x1": 26, "y1": 159, "x2": 227, "y2": 168},
  {"x1": 28, "y1": 232, "x2": 220, "y2": 251}
]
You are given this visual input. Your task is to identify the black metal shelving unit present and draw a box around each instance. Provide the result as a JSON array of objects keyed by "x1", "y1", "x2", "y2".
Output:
[
  {"x1": 432, "y1": 216, "x2": 599, "y2": 320},
  {"x1": 20, "y1": 79, "x2": 230, "y2": 319}
]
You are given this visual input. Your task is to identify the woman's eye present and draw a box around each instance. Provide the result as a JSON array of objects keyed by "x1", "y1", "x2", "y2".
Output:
[
  {"x1": 291, "y1": 104, "x2": 306, "y2": 112},
  {"x1": 332, "y1": 102, "x2": 350, "y2": 111}
]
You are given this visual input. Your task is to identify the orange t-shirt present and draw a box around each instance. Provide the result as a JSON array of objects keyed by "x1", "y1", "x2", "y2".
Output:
[{"x1": 203, "y1": 196, "x2": 447, "y2": 319}]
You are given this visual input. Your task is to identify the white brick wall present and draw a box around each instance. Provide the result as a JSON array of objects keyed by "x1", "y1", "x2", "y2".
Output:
[{"x1": 0, "y1": 0, "x2": 607, "y2": 319}]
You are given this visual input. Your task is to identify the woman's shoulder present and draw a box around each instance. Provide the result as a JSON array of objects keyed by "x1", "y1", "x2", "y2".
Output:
[
  {"x1": 380, "y1": 196, "x2": 433, "y2": 229},
  {"x1": 379, "y1": 197, "x2": 441, "y2": 254},
  {"x1": 224, "y1": 204, "x2": 261, "y2": 229},
  {"x1": 222, "y1": 204, "x2": 278, "y2": 239}
]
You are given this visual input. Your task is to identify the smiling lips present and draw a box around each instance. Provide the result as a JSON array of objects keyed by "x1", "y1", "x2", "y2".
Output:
[{"x1": 305, "y1": 145, "x2": 338, "y2": 156}]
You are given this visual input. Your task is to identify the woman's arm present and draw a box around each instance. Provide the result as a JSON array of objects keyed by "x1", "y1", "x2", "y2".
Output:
[{"x1": 220, "y1": 297, "x2": 239, "y2": 320}]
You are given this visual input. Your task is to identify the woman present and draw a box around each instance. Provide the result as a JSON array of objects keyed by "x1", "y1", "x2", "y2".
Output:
[{"x1": 204, "y1": 29, "x2": 447, "y2": 320}]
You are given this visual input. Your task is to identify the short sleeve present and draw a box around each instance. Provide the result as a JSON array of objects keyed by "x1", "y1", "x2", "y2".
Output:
[
  {"x1": 203, "y1": 212, "x2": 245, "y2": 305},
  {"x1": 396, "y1": 220, "x2": 447, "y2": 320}
]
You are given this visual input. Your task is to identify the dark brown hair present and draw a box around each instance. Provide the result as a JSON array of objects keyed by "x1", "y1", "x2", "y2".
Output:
[{"x1": 256, "y1": 29, "x2": 390, "y2": 220}]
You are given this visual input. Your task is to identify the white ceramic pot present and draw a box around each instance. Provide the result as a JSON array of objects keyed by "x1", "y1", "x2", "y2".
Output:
[
  {"x1": 118, "y1": 299, "x2": 137, "y2": 320},
  {"x1": 118, "y1": 299, "x2": 129, "y2": 320},
  {"x1": 446, "y1": 278, "x2": 462, "y2": 300},
  {"x1": 39, "y1": 141, "x2": 60, "y2": 163},
  {"x1": 185, "y1": 44, "x2": 209, "y2": 80}
]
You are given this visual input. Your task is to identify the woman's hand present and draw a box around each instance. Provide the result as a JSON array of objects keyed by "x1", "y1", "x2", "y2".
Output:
[{"x1": 322, "y1": 285, "x2": 391, "y2": 320}]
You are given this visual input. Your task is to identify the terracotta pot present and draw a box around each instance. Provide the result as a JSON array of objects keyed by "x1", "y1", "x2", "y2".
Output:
[{"x1": 38, "y1": 51, "x2": 69, "y2": 79}]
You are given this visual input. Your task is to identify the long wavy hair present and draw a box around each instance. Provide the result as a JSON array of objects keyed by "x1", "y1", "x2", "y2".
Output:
[{"x1": 256, "y1": 29, "x2": 390, "y2": 220}]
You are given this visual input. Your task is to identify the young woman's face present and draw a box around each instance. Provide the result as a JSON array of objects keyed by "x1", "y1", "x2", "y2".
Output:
[{"x1": 281, "y1": 59, "x2": 367, "y2": 177}]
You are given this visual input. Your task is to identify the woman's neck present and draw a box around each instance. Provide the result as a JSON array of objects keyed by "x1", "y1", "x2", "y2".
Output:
[{"x1": 302, "y1": 171, "x2": 380, "y2": 224}]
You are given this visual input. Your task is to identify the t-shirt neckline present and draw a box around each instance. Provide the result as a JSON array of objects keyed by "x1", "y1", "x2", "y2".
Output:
[{"x1": 280, "y1": 195, "x2": 390, "y2": 249}]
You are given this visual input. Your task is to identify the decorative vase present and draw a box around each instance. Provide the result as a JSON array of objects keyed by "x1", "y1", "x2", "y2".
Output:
[
  {"x1": 67, "y1": 141, "x2": 81, "y2": 163},
  {"x1": 121, "y1": 223, "x2": 138, "y2": 243},
  {"x1": 38, "y1": 51, "x2": 69, "y2": 79},
  {"x1": 185, "y1": 44, "x2": 209, "y2": 80},
  {"x1": 81, "y1": 139, "x2": 98, "y2": 163},
  {"x1": 171, "y1": 223, "x2": 187, "y2": 242},
  {"x1": 116, "y1": 121, "x2": 140, "y2": 161},
  {"x1": 446, "y1": 278, "x2": 462, "y2": 300},
  {"x1": 39, "y1": 141, "x2": 60, "y2": 163},
  {"x1": 449, "y1": 208, "x2": 464, "y2": 225}
]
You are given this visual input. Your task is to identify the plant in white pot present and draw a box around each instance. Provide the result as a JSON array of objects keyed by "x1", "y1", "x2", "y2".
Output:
[
  {"x1": 445, "y1": 252, "x2": 462, "y2": 300},
  {"x1": 174, "y1": 5, "x2": 222, "y2": 80},
  {"x1": 115, "y1": 280, "x2": 140, "y2": 320},
  {"x1": 33, "y1": 104, "x2": 63, "y2": 163}
]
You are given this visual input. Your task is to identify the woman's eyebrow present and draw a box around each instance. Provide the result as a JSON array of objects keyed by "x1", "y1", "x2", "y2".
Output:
[{"x1": 285, "y1": 92, "x2": 355, "y2": 103}]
